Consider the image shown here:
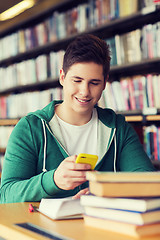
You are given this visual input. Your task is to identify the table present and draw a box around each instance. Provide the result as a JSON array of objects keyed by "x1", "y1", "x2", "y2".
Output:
[{"x1": 0, "y1": 202, "x2": 160, "y2": 240}]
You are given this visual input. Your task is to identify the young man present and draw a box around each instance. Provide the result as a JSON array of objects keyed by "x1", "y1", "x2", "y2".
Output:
[{"x1": 0, "y1": 34, "x2": 155, "y2": 203}]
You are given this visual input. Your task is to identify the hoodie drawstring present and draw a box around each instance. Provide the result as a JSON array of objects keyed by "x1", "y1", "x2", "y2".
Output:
[
  {"x1": 41, "y1": 119, "x2": 117, "y2": 173},
  {"x1": 41, "y1": 119, "x2": 47, "y2": 172},
  {"x1": 113, "y1": 136, "x2": 117, "y2": 172}
]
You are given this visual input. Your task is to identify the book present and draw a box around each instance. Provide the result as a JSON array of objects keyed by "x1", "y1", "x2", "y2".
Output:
[
  {"x1": 86, "y1": 172, "x2": 160, "y2": 197},
  {"x1": 128, "y1": 78, "x2": 136, "y2": 110},
  {"x1": 146, "y1": 74, "x2": 154, "y2": 108},
  {"x1": 120, "y1": 78, "x2": 130, "y2": 110},
  {"x1": 0, "y1": 126, "x2": 14, "y2": 149},
  {"x1": 86, "y1": 171, "x2": 160, "y2": 182},
  {"x1": 153, "y1": 75, "x2": 160, "y2": 109},
  {"x1": 83, "y1": 215, "x2": 160, "y2": 237},
  {"x1": 38, "y1": 197, "x2": 84, "y2": 220},
  {"x1": 111, "y1": 81, "x2": 126, "y2": 111},
  {"x1": 89, "y1": 181, "x2": 160, "y2": 197},
  {"x1": 102, "y1": 82, "x2": 117, "y2": 110},
  {"x1": 83, "y1": 206, "x2": 160, "y2": 225},
  {"x1": 118, "y1": 0, "x2": 138, "y2": 17},
  {"x1": 143, "y1": 125, "x2": 160, "y2": 161},
  {"x1": 158, "y1": 127, "x2": 160, "y2": 161},
  {"x1": 107, "y1": 37, "x2": 117, "y2": 66},
  {"x1": 80, "y1": 194, "x2": 160, "y2": 212}
]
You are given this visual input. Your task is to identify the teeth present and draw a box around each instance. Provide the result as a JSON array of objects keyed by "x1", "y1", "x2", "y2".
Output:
[
  {"x1": 75, "y1": 97, "x2": 90, "y2": 103},
  {"x1": 78, "y1": 99, "x2": 87, "y2": 103}
]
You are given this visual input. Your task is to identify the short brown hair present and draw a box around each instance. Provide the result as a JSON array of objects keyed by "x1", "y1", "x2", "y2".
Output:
[{"x1": 63, "y1": 34, "x2": 111, "y2": 80}]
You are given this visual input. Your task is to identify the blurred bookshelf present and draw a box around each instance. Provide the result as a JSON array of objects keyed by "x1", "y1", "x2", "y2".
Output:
[{"x1": 0, "y1": 0, "x2": 160, "y2": 171}]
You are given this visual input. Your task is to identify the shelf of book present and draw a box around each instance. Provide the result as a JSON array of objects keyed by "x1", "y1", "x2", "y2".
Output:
[
  {"x1": 109, "y1": 58, "x2": 160, "y2": 78},
  {"x1": 0, "y1": 36, "x2": 72, "y2": 68},
  {"x1": 0, "y1": 1, "x2": 159, "y2": 38},
  {"x1": 0, "y1": 0, "x2": 160, "y2": 168},
  {"x1": 0, "y1": 0, "x2": 85, "y2": 37},
  {"x1": 0, "y1": 7, "x2": 160, "y2": 68},
  {"x1": 1, "y1": 58, "x2": 160, "y2": 96},
  {"x1": 0, "y1": 79, "x2": 61, "y2": 95}
]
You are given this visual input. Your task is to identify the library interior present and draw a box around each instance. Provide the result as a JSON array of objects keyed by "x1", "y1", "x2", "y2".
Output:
[{"x1": 0, "y1": 0, "x2": 160, "y2": 239}]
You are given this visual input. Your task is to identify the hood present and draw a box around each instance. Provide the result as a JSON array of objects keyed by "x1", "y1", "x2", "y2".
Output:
[{"x1": 27, "y1": 100, "x2": 63, "y2": 122}]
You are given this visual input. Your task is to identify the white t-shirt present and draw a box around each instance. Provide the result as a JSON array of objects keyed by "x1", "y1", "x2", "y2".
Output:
[{"x1": 55, "y1": 108, "x2": 98, "y2": 156}]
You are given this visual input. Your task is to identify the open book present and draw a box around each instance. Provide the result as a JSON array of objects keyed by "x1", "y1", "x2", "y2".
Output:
[{"x1": 38, "y1": 197, "x2": 84, "y2": 220}]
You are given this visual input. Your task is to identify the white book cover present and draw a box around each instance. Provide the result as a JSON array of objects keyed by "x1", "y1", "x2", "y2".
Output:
[{"x1": 38, "y1": 197, "x2": 84, "y2": 220}]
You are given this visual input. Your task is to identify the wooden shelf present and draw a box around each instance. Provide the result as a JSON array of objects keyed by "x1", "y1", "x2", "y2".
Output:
[
  {"x1": 152, "y1": 160, "x2": 160, "y2": 171},
  {"x1": 109, "y1": 58, "x2": 160, "y2": 78},
  {"x1": 125, "y1": 115, "x2": 143, "y2": 122},
  {"x1": 125, "y1": 115, "x2": 160, "y2": 122},
  {"x1": 0, "y1": 119, "x2": 19, "y2": 126},
  {"x1": 0, "y1": 79, "x2": 61, "y2": 95},
  {"x1": 0, "y1": 148, "x2": 5, "y2": 154},
  {"x1": 118, "y1": 109, "x2": 160, "y2": 123},
  {"x1": 146, "y1": 115, "x2": 160, "y2": 121}
]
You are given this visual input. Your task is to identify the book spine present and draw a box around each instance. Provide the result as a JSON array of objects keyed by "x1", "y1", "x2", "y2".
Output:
[
  {"x1": 0, "y1": 88, "x2": 63, "y2": 119},
  {"x1": 98, "y1": 73, "x2": 160, "y2": 111},
  {"x1": 143, "y1": 125, "x2": 160, "y2": 161}
]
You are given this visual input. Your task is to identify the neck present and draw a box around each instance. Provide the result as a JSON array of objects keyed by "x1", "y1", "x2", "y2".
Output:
[{"x1": 55, "y1": 103, "x2": 93, "y2": 126}]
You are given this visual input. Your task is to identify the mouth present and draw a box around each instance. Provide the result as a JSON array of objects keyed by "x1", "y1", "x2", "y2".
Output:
[{"x1": 75, "y1": 97, "x2": 91, "y2": 103}]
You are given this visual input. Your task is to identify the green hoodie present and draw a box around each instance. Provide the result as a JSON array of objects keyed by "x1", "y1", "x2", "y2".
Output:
[{"x1": 0, "y1": 101, "x2": 155, "y2": 203}]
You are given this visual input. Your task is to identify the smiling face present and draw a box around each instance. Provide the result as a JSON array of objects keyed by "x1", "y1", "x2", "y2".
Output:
[{"x1": 58, "y1": 62, "x2": 107, "y2": 125}]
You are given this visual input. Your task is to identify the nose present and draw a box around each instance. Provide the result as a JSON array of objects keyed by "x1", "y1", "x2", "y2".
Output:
[{"x1": 79, "y1": 83, "x2": 90, "y2": 97}]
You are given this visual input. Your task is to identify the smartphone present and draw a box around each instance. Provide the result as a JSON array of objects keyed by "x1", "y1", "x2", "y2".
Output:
[{"x1": 75, "y1": 153, "x2": 98, "y2": 170}]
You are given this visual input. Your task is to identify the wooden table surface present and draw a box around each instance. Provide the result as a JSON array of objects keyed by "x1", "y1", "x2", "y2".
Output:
[{"x1": 0, "y1": 202, "x2": 160, "y2": 240}]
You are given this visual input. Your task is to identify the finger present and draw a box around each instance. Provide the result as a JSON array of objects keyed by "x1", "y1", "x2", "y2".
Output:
[
  {"x1": 74, "y1": 163, "x2": 91, "y2": 170},
  {"x1": 65, "y1": 155, "x2": 77, "y2": 162},
  {"x1": 61, "y1": 179, "x2": 87, "y2": 190},
  {"x1": 72, "y1": 188, "x2": 89, "y2": 199},
  {"x1": 64, "y1": 156, "x2": 91, "y2": 170},
  {"x1": 64, "y1": 170, "x2": 89, "y2": 179},
  {"x1": 64, "y1": 161, "x2": 91, "y2": 171}
]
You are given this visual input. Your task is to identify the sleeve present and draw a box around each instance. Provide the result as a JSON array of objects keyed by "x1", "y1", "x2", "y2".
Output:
[
  {"x1": 117, "y1": 118, "x2": 156, "y2": 172},
  {"x1": 0, "y1": 117, "x2": 73, "y2": 203}
]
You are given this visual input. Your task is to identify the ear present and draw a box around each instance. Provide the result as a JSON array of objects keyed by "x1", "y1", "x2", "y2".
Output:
[
  {"x1": 59, "y1": 69, "x2": 65, "y2": 86},
  {"x1": 103, "y1": 74, "x2": 109, "y2": 90}
]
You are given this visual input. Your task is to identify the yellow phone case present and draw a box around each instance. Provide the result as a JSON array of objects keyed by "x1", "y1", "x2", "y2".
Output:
[{"x1": 75, "y1": 153, "x2": 98, "y2": 170}]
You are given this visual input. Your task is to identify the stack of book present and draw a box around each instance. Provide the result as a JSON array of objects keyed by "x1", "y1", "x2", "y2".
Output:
[{"x1": 81, "y1": 171, "x2": 160, "y2": 238}]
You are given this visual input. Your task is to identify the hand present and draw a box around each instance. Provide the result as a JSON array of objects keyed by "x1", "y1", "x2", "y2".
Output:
[
  {"x1": 54, "y1": 155, "x2": 91, "y2": 190},
  {"x1": 72, "y1": 188, "x2": 90, "y2": 199}
]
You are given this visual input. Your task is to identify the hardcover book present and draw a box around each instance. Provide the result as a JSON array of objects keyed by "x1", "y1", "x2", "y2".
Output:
[
  {"x1": 86, "y1": 172, "x2": 160, "y2": 197},
  {"x1": 84, "y1": 215, "x2": 160, "y2": 237}
]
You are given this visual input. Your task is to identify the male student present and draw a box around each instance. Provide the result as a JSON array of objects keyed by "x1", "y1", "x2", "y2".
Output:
[{"x1": 0, "y1": 34, "x2": 155, "y2": 203}]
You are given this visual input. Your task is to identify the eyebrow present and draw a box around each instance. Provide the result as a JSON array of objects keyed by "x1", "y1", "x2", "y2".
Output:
[{"x1": 72, "y1": 76, "x2": 102, "y2": 82}]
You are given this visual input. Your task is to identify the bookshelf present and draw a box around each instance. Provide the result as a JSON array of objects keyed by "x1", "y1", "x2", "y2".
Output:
[
  {"x1": 118, "y1": 110, "x2": 160, "y2": 122},
  {"x1": 0, "y1": 0, "x2": 160, "y2": 167}
]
